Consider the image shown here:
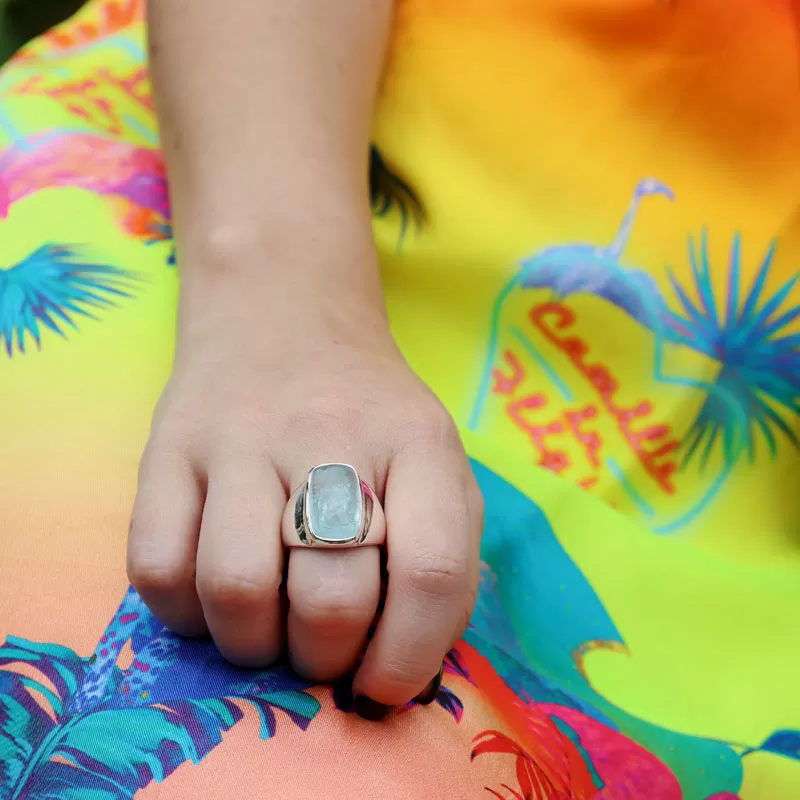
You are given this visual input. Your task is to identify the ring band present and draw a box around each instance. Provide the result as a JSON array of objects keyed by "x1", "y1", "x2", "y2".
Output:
[{"x1": 283, "y1": 463, "x2": 385, "y2": 548}]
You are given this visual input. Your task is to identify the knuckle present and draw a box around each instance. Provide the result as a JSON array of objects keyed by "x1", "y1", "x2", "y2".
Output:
[
  {"x1": 400, "y1": 552, "x2": 470, "y2": 599},
  {"x1": 281, "y1": 396, "x2": 365, "y2": 443},
  {"x1": 127, "y1": 556, "x2": 194, "y2": 599},
  {"x1": 292, "y1": 585, "x2": 376, "y2": 631},
  {"x1": 371, "y1": 655, "x2": 439, "y2": 698},
  {"x1": 209, "y1": 431, "x2": 263, "y2": 467},
  {"x1": 137, "y1": 432, "x2": 191, "y2": 480},
  {"x1": 397, "y1": 404, "x2": 460, "y2": 453},
  {"x1": 197, "y1": 570, "x2": 279, "y2": 613}
]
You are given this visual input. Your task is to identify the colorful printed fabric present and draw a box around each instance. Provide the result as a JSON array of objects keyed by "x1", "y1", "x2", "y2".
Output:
[{"x1": 1, "y1": 1, "x2": 798, "y2": 797}]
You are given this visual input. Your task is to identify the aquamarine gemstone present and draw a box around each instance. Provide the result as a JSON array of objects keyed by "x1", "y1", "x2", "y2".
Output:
[{"x1": 307, "y1": 464, "x2": 362, "y2": 542}]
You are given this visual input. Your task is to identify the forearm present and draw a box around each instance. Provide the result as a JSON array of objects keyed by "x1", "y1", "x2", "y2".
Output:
[{"x1": 148, "y1": 0, "x2": 393, "y2": 328}]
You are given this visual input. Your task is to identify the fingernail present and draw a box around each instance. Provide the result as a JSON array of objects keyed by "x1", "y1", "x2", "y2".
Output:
[
  {"x1": 416, "y1": 663, "x2": 444, "y2": 706},
  {"x1": 354, "y1": 695, "x2": 390, "y2": 722}
]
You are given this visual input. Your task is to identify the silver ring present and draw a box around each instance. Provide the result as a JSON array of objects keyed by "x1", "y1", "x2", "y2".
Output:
[{"x1": 282, "y1": 463, "x2": 386, "y2": 548}]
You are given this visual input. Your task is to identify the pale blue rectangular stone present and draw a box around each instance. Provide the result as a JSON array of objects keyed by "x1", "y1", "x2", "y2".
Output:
[{"x1": 307, "y1": 464, "x2": 362, "y2": 543}]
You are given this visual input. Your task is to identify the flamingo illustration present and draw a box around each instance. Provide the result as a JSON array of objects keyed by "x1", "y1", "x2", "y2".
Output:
[
  {"x1": 470, "y1": 179, "x2": 676, "y2": 434},
  {"x1": 0, "y1": 131, "x2": 170, "y2": 236},
  {"x1": 519, "y1": 178, "x2": 674, "y2": 325}
]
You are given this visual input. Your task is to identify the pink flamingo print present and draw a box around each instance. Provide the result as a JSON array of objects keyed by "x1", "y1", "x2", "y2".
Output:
[{"x1": 0, "y1": 130, "x2": 169, "y2": 237}]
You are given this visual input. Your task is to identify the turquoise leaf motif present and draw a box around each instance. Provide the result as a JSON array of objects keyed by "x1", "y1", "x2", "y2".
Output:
[
  {"x1": 664, "y1": 232, "x2": 800, "y2": 466},
  {"x1": 0, "y1": 245, "x2": 138, "y2": 356},
  {"x1": 0, "y1": 599, "x2": 321, "y2": 799}
]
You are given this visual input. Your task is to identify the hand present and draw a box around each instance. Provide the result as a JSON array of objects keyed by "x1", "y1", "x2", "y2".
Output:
[{"x1": 126, "y1": 276, "x2": 483, "y2": 710}]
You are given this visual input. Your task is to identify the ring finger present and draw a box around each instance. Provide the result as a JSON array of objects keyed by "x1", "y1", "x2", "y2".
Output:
[{"x1": 282, "y1": 462, "x2": 382, "y2": 682}]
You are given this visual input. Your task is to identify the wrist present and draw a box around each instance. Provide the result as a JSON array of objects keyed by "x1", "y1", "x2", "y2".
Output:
[
  {"x1": 174, "y1": 222, "x2": 391, "y2": 358},
  {"x1": 178, "y1": 181, "x2": 379, "y2": 286},
  {"x1": 171, "y1": 156, "x2": 373, "y2": 273}
]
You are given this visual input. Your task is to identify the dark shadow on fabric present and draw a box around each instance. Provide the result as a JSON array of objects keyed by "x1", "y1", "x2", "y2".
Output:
[{"x1": 0, "y1": 0, "x2": 87, "y2": 65}]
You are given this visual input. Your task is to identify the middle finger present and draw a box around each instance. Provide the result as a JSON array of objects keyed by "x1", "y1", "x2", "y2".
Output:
[{"x1": 196, "y1": 455, "x2": 286, "y2": 667}]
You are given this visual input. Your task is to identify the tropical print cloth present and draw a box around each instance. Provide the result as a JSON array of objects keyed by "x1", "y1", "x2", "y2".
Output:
[{"x1": 1, "y1": 1, "x2": 798, "y2": 798}]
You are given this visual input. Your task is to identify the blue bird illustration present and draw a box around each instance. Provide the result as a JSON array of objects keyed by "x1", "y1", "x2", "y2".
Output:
[{"x1": 520, "y1": 178, "x2": 674, "y2": 326}]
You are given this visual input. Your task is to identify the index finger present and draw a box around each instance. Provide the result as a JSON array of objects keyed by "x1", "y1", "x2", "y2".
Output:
[{"x1": 352, "y1": 440, "x2": 480, "y2": 709}]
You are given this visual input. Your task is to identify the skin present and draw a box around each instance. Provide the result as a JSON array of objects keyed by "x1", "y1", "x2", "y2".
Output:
[{"x1": 127, "y1": 0, "x2": 484, "y2": 709}]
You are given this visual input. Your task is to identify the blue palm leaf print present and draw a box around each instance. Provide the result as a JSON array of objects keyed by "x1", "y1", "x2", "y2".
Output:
[
  {"x1": 0, "y1": 638, "x2": 92, "y2": 796},
  {"x1": 0, "y1": 590, "x2": 321, "y2": 800},
  {"x1": 663, "y1": 231, "x2": 800, "y2": 465},
  {"x1": 0, "y1": 245, "x2": 138, "y2": 356}
]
